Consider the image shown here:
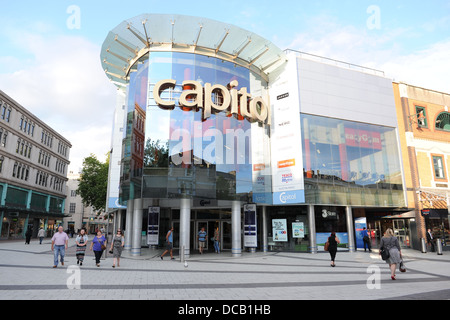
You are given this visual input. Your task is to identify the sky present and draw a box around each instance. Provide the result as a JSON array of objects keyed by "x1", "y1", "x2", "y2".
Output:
[{"x1": 1, "y1": 0, "x2": 449, "y2": 172}]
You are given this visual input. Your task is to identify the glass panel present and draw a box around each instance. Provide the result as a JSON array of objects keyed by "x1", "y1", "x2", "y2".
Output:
[{"x1": 302, "y1": 114, "x2": 404, "y2": 206}]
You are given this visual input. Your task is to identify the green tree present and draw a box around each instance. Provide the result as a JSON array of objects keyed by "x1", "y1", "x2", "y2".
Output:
[{"x1": 77, "y1": 154, "x2": 109, "y2": 212}]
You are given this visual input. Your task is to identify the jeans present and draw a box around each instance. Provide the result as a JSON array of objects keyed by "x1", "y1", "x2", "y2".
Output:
[
  {"x1": 94, "y1": 250, "x2": 103, "y2": 264},
  {"x1": 53, "y1": 245, "x2": 65, "y2": 266},
  {"x1": 214, "y1": 240, "x2": 220, "y2": 253}
]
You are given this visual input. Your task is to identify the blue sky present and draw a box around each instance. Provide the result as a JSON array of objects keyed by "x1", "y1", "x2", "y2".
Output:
[{"x1": 1, "y1": 0, "x2": 449, "y2": 170}]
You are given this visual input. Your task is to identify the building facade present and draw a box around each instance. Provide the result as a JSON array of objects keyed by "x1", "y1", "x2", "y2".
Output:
[
  {"x1": 101, "y1": 14, "x2": 407, "y2": 256},
  {"x1": 394, "y1": 82, "x2": 450, "y2": 249},
  {"x1": 0, "y1": 90, "x2": 71, "y2": 239},
  {"x1": 64, "y1": 171, "x2": 100, "y2": 235}
]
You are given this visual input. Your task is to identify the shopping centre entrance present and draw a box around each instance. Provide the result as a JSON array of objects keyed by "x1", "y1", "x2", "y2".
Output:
[{"x1": 172, "y1": 208, "x2": 233, "y2": 254}]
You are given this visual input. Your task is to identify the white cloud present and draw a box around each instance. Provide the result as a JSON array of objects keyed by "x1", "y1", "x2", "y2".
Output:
[
  {"x1": 0, "y1": 33, "x2": 117, "y2": 171},
  {"x1": 284, "y1": 15, "x2": 450, "y2": 94}
]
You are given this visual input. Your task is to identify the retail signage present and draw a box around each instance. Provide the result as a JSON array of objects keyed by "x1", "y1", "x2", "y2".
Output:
[
  {"x1": 354, "y1": 217, "x2": 367, "y2": 249},
  {"x1": 269, "y1": 59, "x2": 305, "y2": 205},
  {"x1": 292, "y1": 222, "x2": 304, "y2": 238},
  {"x1": 272, "y1": 219, "x2": 288, "y2": 242},
  {"x1": 345, "y1": 128, "x2": 382, "y2": 150},
  {"x1": 153, "y1": 79, "x2": 271, "y2": 125},
  {"x1": 147, "y1": 207, "x2": 160, "y2": 246},
  {"x1": 244, "y1": 204, "x2": 257, "y2": 248}
]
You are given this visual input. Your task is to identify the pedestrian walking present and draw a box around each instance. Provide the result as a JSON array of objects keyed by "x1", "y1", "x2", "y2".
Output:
[
  {"x1": 110, "y1": 229, "x2": 124, "y2": 267},
  {"x1": 75, "y1": 229, "x2": 88, "y2": 266},
  {"x1": 160, "y1": 227, "x2": 174, "y2": 260},
  {"x1": 214, "y1": 226, "x2": 220, "y2": 254},
  {"x1": 51, "y1": 226, "x2": 69, "y2": 268},
  {"x1": 197, "y1": 227, "x2": 207, "y2": 254},
  {"x1": 37, "y1": 227, "x2": 45, "y2": 244},
  {"x1": 25, "y1": 226, "x2": 32, "y2": 245},
  {"x1": 379, "y1": 228, "x2": 403, "y2": 280},
  {"x1": 327, "y1": 232, "x2": 340, "y2": 267},
  {"x1": 426, "y1": 228, "x2": 435, "y2": 252},
  {"x1": 362, "y1": 227, "x2": 372, "y2": 252},
  {"x1": 90, "y1": 230, "x2": 107, "y2": 267}
]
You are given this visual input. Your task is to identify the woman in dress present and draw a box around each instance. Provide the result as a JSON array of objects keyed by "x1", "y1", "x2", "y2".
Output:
[
  {"x1": 328, "y1": 232, "x2": 340, "y2": 267},
  {"x1": 90, "y1": 229, "x2": 107, "y2": 267},
  {"x1": 110, "y1": 229, "x2": 124, "y2": 268},
  {"x1": 379, "y1": 228, "x2": 402, "y2": 280},
  {"x1": 75, "y1": 229, "x2": 88, "y2": 266}
]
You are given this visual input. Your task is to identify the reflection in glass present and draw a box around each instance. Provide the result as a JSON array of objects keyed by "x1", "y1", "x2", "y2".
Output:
[
  {"x1": 120, "y1": 51, "x2": 271, "y2": 204},
  {"x1": 301, "y1": 114, "x2": 404, "y2": 207}
]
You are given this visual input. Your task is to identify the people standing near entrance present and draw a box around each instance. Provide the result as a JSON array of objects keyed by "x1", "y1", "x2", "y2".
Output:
[
  {"x1": 161, "y1": 226, "x2": 174, "y2": 260},
  {"x1": 426, "y1": 228, "x2": 435, "y2": 252},
  {"x1": 38, "y1": 227, "x2": 45, "y2": 244},
  {"x1": 327, "y1": 232, "x2": 340, "y2": 267},
  {"x1": 362, "y1": 227, "x2": 372, "y2": 252},
  {"x1": 111, "y1": 229, "x2": 125, "y2": 267},
  {"x1": 75, "y1": 229, "x2": 88, "y2": 266},
  {"x1": 379, "y1": 228, "x2": 403, "y2": 280},
  {"x1": 198, "y1": 227, "x2": 207, "y2": 254},
  {"x1": 90, "y1": 230, "x2": 107, "y2": 267},
  {"x1": 214, "y1": 226, "x2": 220, "y2": 254},
  {"x1": 51, "y1": 226, "x2": 69, "y2": 268}
]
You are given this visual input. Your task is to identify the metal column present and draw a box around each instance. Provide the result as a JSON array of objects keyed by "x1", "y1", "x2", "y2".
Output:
[
  {"x1": 231, "y1": 200, "x2": 242, "y2": 257},
  {"x1": 179, "y1": 197, "x2": 191, "y2": 259},
  {"x1": 262, "y1": 206, "x2": 268, "y2": 253},
  {"x1": 124, "y1": 199, "x2": 134, "y2": 251},
  {"x1": 131, "y1": 198, "x2": 143, "y2": 256},
  {"x1": 346, "y1": 206, "x2": 356, "y2": 252},
  {"x1": 308, "y1": 205, "x2": 317, "y2": 254}
]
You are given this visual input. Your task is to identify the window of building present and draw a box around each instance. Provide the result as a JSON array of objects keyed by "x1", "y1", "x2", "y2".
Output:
[
  {"x1": 433, "y1": 155, "x2": 446, "y2": 180},
  {"x1": 415, "y1": 106, "x2": 427, "y2": 127},
  {"x1": 69, "y1": 203, "x2": 76, "y2": 214},
  {"x1": 435, "y1": 112, "x2": 450, "y2": 131},
  {"x1": 71, "y1": 190, "x2": 77, "y2": 197}
]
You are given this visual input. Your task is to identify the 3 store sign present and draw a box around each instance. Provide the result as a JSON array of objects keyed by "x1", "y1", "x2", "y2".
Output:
[{"x1": 153, "y1": 79, "x2": 271, "y2": 126}]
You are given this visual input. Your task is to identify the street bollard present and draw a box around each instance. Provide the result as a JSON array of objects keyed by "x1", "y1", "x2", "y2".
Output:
[
  {"x1": 421, "y1": 238, "x2": 427, "y2": 253},
  {"x1": 436, "y1": 239, "x2": 443, "y2": 255}
]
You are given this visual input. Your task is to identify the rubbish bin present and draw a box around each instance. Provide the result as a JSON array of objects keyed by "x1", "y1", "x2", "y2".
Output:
[
  {"x1": 421, "y1": 238, "x2": 427, "y2": 253},
  {"x1": 436, "y1": 238, "x2": 443, "y2": 255}
]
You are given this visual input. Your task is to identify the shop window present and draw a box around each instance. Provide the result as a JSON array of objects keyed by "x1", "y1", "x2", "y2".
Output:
[
  {"x1": 432, "y1": 155, "x2": 446, "y2": 180},
  {"x1": 435, "y1": 112, "x2": 450, "y2": 131}
]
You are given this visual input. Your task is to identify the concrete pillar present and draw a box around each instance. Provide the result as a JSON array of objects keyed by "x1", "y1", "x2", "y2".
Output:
[
  {"x1": 262, "y1": 206, "x2": 268, "y2": 253},
  {"x1": 308, "y1": 205, "x2": 317, "y2": 254},
  {"x1": 346, "y1": 206, "x2": 356, "y2": 252},
  {"x1": 116, "y1": 209, "x2": 123, "y2": 231},
  {"x1": 179, "y1": 197, "x2": 191, "y2": 259},
  {"x1": 231, "y1": 200, "x2": 241, "y2": 257},
  {"x1": 124, "y1": 199, "x2": 134, "y2": 251},
  {"x1": 131, "y1": 198, "x2": 143, "y2": 256}
]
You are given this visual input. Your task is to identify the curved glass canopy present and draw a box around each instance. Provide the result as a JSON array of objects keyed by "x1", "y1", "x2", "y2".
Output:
[{"x1": 100, "y1": 13, "x2": 286, "y2": 86}]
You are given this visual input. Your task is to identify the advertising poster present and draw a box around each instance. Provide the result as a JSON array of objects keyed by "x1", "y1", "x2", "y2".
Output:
[
  {"x1": 292, "y1": 222, "x2": 304, "y2": 238},
  {"x1": 316, "y1": 232, "x2": 349, "y2": 251},
  {"x1": 269, "y1": 58, "x2": 305, "y2": 205},
  {"x1": 354, "y1": 217, "x2": 367, "y2": 249},
  {"x1": 272, "y1": 219, "x2": 288, "y2": 242},
  {"x1": 147, "y1": 207, "x2": 160, "y2": 246},
  {"x1": 244, "y1": 204, "x2": 257, "y2": 248}
]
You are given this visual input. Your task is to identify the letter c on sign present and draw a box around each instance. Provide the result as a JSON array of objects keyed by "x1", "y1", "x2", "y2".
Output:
[{"x1": 154, "y1": 79, "x2": 176, "y2": 109}]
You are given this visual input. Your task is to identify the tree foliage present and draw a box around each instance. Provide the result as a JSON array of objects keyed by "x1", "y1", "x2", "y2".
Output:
[{"x1": 77, "y1": 154, "x2": 109, "y2": 212}]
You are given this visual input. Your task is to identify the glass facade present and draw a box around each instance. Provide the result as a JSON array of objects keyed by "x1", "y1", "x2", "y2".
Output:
[
  {"x1": 120, "y1": 52, "x2": 271, "y2": 205},
  {"x1": 301, "y1": 114, "x2": 404, "y2": 207}
]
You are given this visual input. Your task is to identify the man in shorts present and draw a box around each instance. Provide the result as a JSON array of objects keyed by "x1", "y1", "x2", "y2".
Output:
[
  {"x1": 198, "y1": 227, "x2": 207, "y2": 254},
  {"x1": 161, "y1": 226, "x2": 174, "y2": 260}
]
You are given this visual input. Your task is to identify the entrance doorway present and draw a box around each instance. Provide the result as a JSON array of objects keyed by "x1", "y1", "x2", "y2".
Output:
[{"x1": 194, "y1": 220, "x2": 231, "y2": 253}]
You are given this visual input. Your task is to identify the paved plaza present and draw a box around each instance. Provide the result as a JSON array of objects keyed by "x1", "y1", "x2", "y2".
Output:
[{"x1": 0, "y1": 237, "x2": 449, "y2": 301}]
